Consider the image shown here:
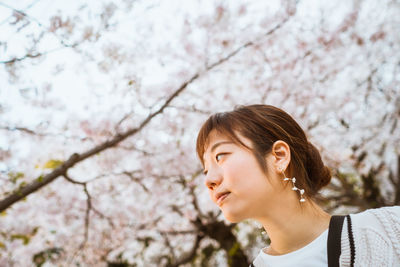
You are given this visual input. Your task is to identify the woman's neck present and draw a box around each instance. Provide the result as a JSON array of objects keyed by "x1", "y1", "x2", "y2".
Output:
[{"x1": 258, "y1": 200, "x2": 331, "y2": 256}]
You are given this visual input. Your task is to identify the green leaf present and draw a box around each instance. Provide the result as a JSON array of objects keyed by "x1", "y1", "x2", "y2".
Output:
[
  {"x1": 8, "y1": 172, "x2": 24, "y2": 183},
  {"x1": 31, "y1": 227, "x2": 39, "y2": 235},
  {"x1": 43, "y1": 160, "x2": 63, "y2": 169},
  {"x1": 37, "y1": 175, "x2": 44, "y2": 182},
  {"x1": 11, "y1": 234, "x2": 30, "y2": 245},
  {"x1": 228, "y1": 242, "x2": 240, "y2": 257},
  {"x1": 18, "y1": 181, "x2": 27, "y2": 189}
]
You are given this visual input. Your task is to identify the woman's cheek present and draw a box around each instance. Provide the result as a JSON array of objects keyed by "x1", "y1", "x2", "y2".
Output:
[{"x1": 208, "y1": 190, "x2": 214, "y2": 201}]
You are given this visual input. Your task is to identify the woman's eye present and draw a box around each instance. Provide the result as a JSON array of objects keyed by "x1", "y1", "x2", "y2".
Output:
[{"x1": 216, "y1": 153, "x2": 226, "y2": 162}]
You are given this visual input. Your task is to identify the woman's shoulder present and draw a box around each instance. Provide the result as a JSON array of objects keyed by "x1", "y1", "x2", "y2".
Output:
[
  {"x1": 346, "y1": 206, "x2": 400, "y2": 266},
  {"x1": 350, "y1": 205, "x2": 400, "y2": 229}
]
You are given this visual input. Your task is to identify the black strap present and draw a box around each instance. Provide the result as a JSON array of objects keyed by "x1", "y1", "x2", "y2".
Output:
[
  {"x1": 327, "y1": 215, "x2": 345, "y2": 267},
  {"x1": 346, "y1": 215, "x2": 355, "y2": 267}
]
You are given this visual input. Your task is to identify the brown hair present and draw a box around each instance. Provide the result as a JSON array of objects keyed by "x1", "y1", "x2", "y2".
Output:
[{"x1": 196, "y1": 104, "x2": 331, "y2": 198}]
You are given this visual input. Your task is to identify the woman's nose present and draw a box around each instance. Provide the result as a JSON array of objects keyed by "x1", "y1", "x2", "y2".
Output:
[{"x1": 205, "y1": 169, "x2": 222, "y2": 190}]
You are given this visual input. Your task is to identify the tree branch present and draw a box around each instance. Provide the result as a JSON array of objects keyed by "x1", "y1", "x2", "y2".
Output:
[
  {"x1": 63, "y1": 174, "x2": 91, "y2": 249},
  {"x1": 122, "y1": 171, "x2": 150, "y2": 193},
  {"x1": 0, "y1": 2, "x2": 78, "y2": 64},
  {"x1": 0, "y1": 71, "x2": 200, "y2": 212},
  {"x1": 167, "y1": 234, "x2": 203, "y2": 267},
  {"x1": 0, "y1": 10, "x2": 293, "y2": 212}
]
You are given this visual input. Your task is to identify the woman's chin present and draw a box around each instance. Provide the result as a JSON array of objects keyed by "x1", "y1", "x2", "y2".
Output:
[{"x1": 222, "y1": 211, "x2": 245, "y2": 223}]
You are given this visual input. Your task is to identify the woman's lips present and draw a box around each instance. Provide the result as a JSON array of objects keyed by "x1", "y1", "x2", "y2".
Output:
[{"x1": 217, "y1": 192, "x2": 230, "y2": 206}]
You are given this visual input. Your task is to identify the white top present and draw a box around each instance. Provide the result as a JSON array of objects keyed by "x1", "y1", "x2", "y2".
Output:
[
  {"x1": 253, "y1": 229, "x2": 328, "y2": 267},
  {"x1": 252, "y1": 206, "x2": 400, "y2": 267},
  {"x1": 339, "y1": 206, "x2": 400, "y2": 267}
]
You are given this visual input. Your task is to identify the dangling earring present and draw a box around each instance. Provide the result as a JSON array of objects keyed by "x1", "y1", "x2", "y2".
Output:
[{"x1": 279, "y1": 167, "x2": 306, "y2": 203}]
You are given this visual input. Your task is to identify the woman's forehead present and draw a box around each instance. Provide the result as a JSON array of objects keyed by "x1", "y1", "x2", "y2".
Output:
[
  {"x1": 204, "y1": 130, "x2": 251, "y2": 153},
  {"x1": 205, "y1": 130, "x2": 233, "y2": 147},
  {"x1": 202, "y1": 131, "x2": 226, "y2": 154},
  {"x1": 209, "y1": 129, "x2": 229, "y2": 140}
]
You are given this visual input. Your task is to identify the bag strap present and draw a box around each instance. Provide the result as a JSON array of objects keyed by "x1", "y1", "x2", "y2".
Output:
[
  {"x1": 346, "y1": 215, "x2": 355, "y2": 267},
  {"x1": 327, "y1": 215, "x2": 345, "y2": 267}
]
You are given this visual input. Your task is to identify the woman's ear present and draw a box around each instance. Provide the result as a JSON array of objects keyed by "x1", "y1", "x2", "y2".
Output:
[{"x1": 270, "y1": 140, "x2": 291, "y2": 171}]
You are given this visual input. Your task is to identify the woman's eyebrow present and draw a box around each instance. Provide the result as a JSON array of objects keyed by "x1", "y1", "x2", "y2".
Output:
[{"x1": 210, "y1": 141, "x2": 234, "y2": 153}]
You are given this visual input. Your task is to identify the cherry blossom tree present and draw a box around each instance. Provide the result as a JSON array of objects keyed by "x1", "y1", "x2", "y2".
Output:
[{"x1": 0, "y1": 0, "x2": 399, "y2": 266}]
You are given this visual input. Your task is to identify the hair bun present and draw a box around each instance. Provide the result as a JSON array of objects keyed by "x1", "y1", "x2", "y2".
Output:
[{"x1": 305, "y1": 142, "x2": 332, "y2": 194}]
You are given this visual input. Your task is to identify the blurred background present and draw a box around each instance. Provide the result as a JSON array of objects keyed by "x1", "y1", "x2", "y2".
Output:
[{"x1": 0, "y1": 0, "x2": 399, "y2": 266}]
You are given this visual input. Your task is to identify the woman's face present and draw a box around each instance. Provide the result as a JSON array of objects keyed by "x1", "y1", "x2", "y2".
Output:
[{"x1": 202, "y1": 130, "x2": 285, "y2": 223}]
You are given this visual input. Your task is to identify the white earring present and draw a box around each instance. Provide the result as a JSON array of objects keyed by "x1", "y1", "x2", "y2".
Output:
[{"x1": 280, "y1": 167, "x2": 306, "y2": 203}]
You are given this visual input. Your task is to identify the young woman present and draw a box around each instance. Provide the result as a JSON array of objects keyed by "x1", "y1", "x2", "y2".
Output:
[{"x1": 196, "y1": 104, "x2": 400, "y2": 267}]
